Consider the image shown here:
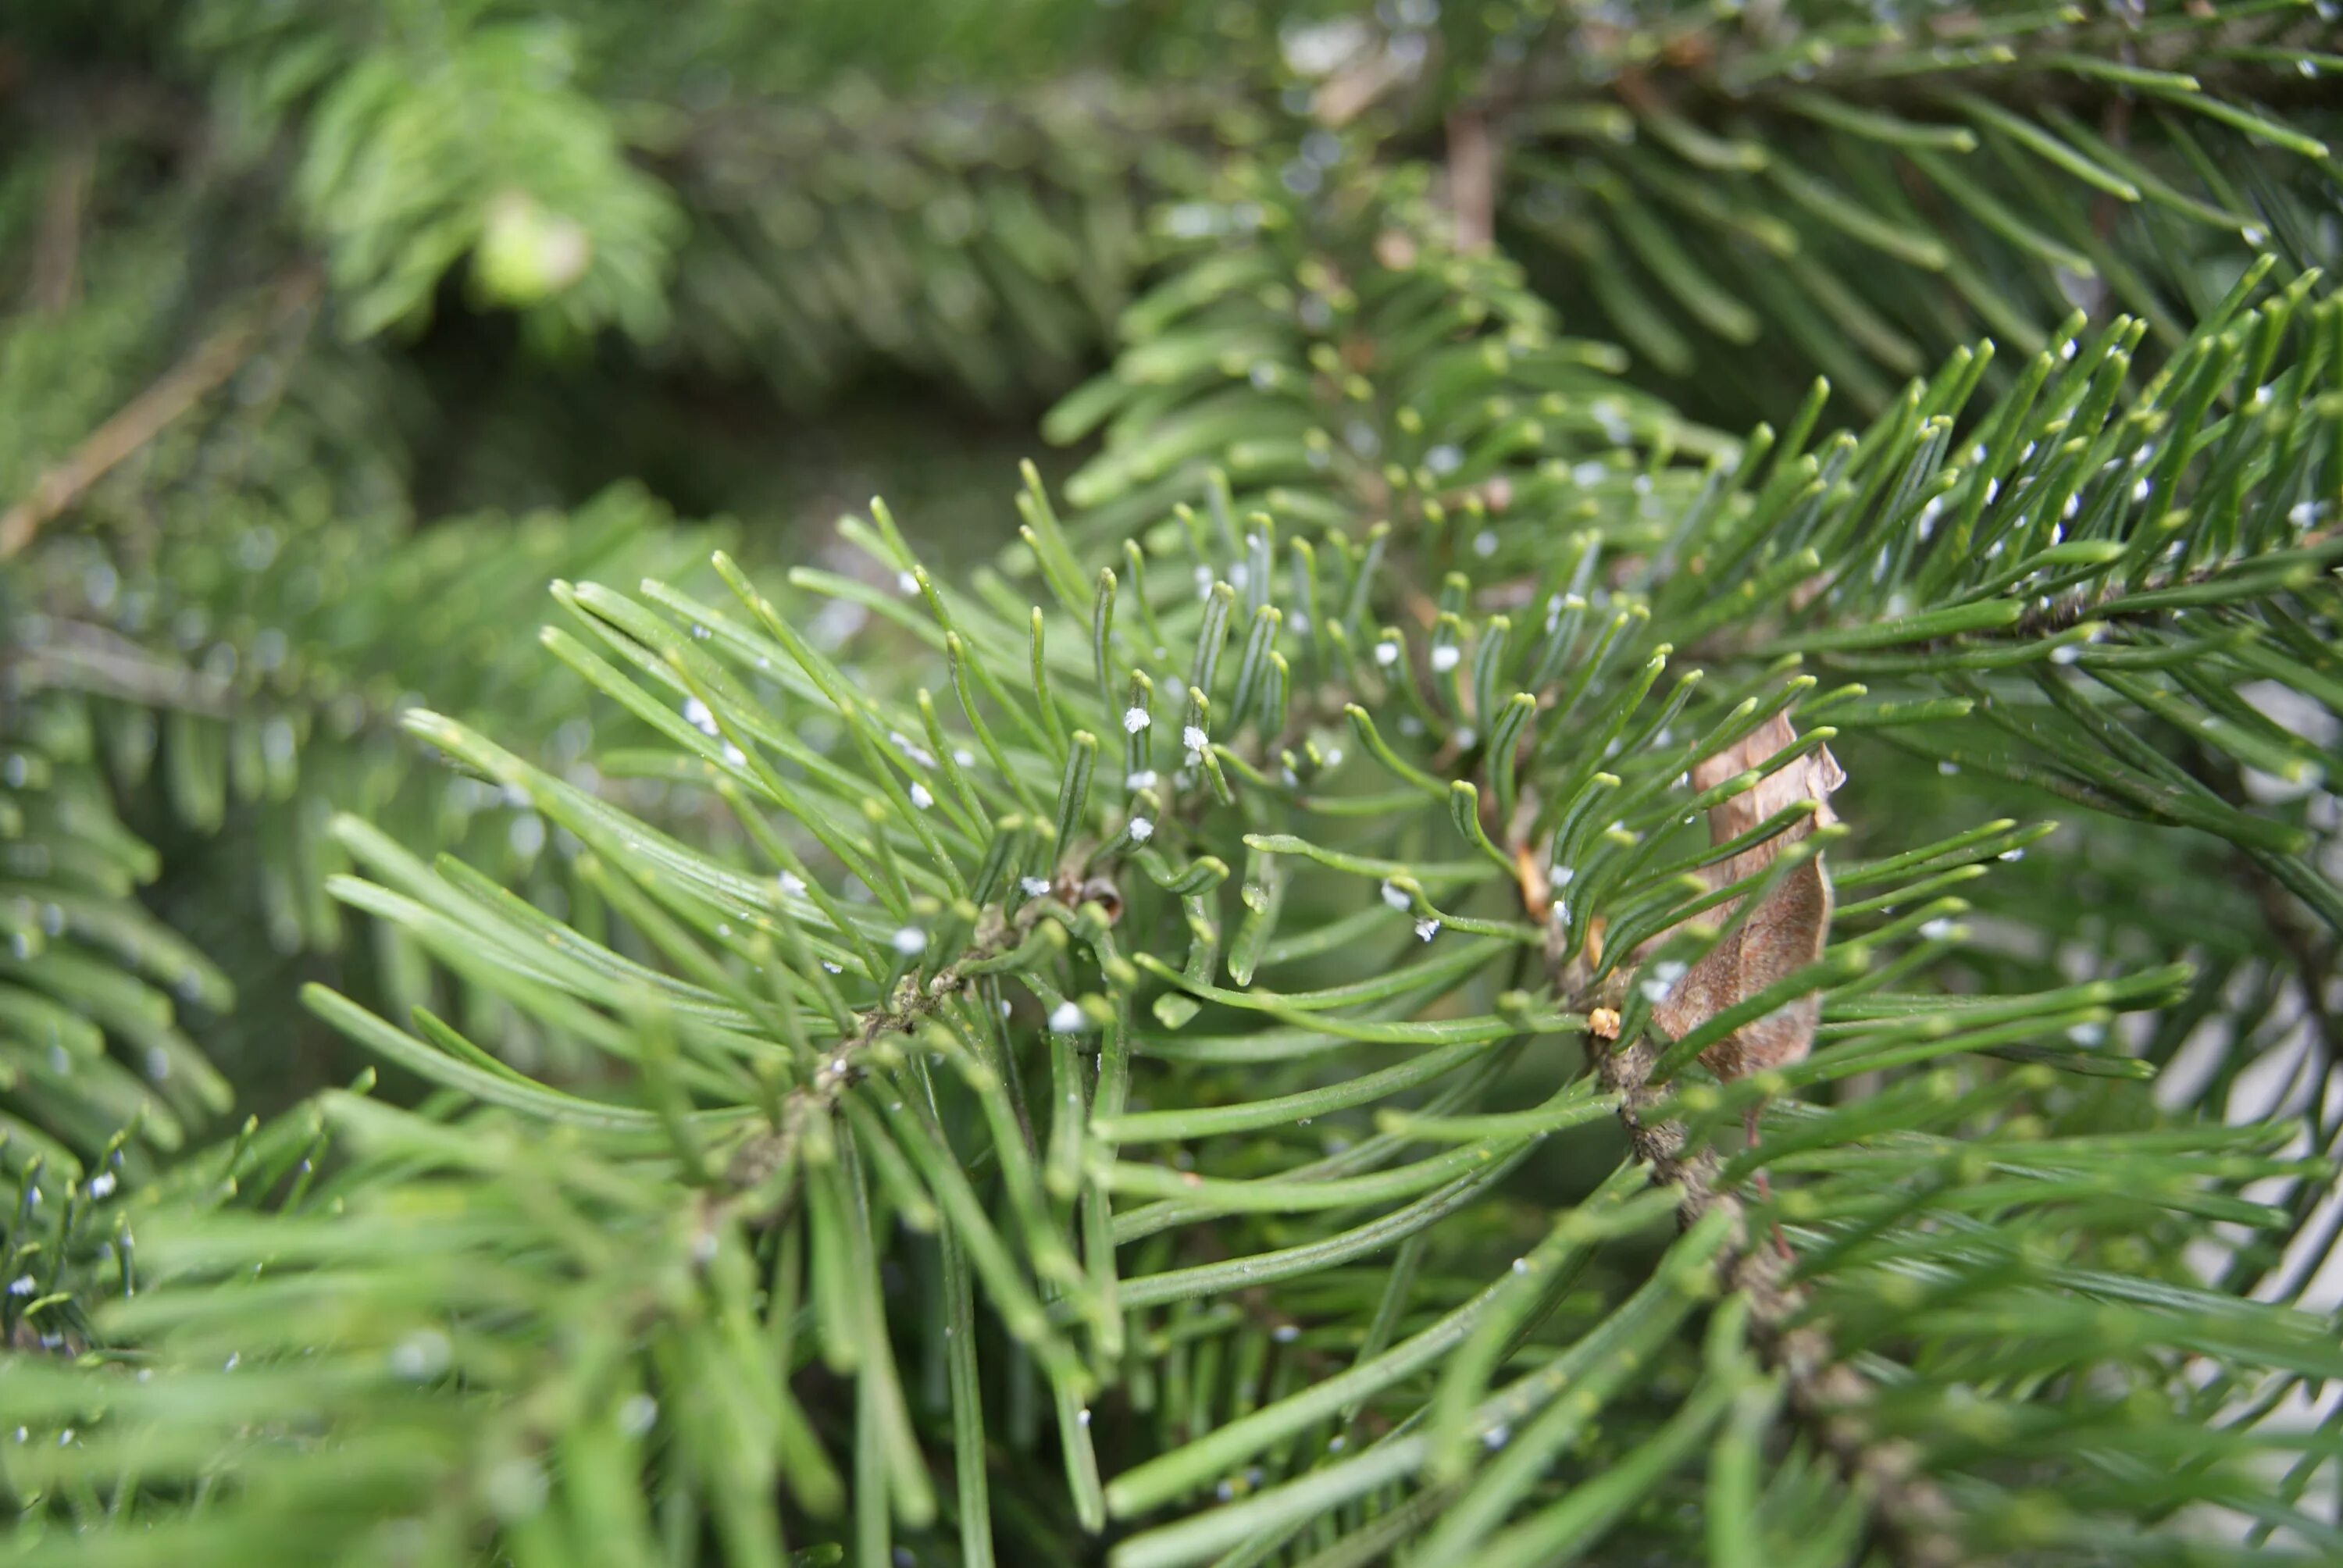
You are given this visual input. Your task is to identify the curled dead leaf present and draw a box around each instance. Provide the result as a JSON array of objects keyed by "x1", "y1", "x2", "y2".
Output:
[{"x1": 1647, "y1": 713, "x2": 1844, "y2": 1081}]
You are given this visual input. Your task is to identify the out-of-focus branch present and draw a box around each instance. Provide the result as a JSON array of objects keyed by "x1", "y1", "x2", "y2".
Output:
[{"x1": 0, "y1": 268, "x2": 319, "y2": 560}]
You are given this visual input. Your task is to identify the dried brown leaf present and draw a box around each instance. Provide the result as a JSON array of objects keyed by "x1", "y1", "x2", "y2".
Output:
[{"x1": 1649, "y1": 713, "x2": 1845, "y2": 1080}]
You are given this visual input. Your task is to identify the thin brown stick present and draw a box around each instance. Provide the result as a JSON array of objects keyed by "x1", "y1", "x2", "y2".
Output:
[
  {"x1": 27, "y1": 137, "x2": 94, "y2": 315},
  {"x1": 0, "y1": 268, "x2": 319, "y2": 560},
  {"x1": 5, "y1": 618, "x2": 237, "y2": 717},
  {"x1": 1573, "y1": 915, "x2": 1965, "y2": 1563},
  {"x1": 1445, "y1": 109, "x2": 1497, "y2": 255},
  {"x1": 1582, "y1": 1014, "x2": 1968, "y2": 1568}
]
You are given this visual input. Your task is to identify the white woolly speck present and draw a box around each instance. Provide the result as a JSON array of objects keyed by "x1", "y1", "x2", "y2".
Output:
[
  {"x1": 1321, "y1": 747, "x2": 1342, "y2": 767},
  {"x1": 6, "y1": 1276, "x2": 31, "y2": 1297},
  {"x1": 1129, "y1": 817, "x2": 1154, "y2": 843},
  {"x1": 1429, "y1": 644, "x2": 1461, "y2": 673},
  {"x1": 87, "y1": 1173, "x2": 116, "y2": 1200},
  {"x1": 1920, "y1": 917, "x2": 1959, "y2": 942},
  {"x1": 1380, "y1": 880, "x2": 1411, "y2": 911},
  {"x1": 1124, "y1": 705, "x2": 1153, "y2": 733},
  {"x1": 908, "y1": 782, "x2": 935, "y2": 809},
  {"x1": 2291, "y1": 501, "x2": 2323, "y2": 528},
  {"x1": 1182, "y1": 725, "x2": 1209, "y2": 754},
  {"x1": 619, "y1": 1395, "x2": 658, "y2": 1437},
  {"x1": 2059, "y1": 338, "x2": 2077, "y2": 361},
  {"x1": 822, "y1": 960, "x2": 843, "y2": 974},
  {"x1": 1020, "y1": 876, "x2": 1052, "y2": 898},
  {"x1": 1427, "y1": 444, "x2": 1463, "y2": 475},
  {"x1": 722, "y1": 743, "x2": 747, "y2": 766},
  {"x1": 1512, "y1": 1257, "x2": 1529, "y2": 1275},
  {"x1": 1050, "y1": 1001, "x2": 1089, "y2": 1033},
  {"x1": 2133, "y1": 478, "x2": 2152, "y2": 502},
  {"x1": 954, "y1": 747, "x2": 976, "y2": 766},
  {"x1": 1194, "y1": 565, "x2": 1216, "y2": 598},
  {"x1": 1472, "y1": 529, "x2": 1498, "y2": 558},
  {"x1": 1128, "y1": 769, "x2": 1158, "y2": 791},
  {"x1": 683, "y1": 697, "x2": 719, "y2": 737},
  {"x1": 1999, "y1": 848, "x2": 2025, "y2": 862},
  {"x1": 1374, "y1": 641, "x2": 1400, "y2": 667},
  {"x1": 1230, "y1": 562, "x2": 1250, "y2": 590},
  {"x1": 2049, "y1": 644, "x2": 2081, "y2": 665},
  {"x1": 2067, "y1": 1021, "x2": 2106, "y2": 1046},
  {"x1": 897, "y1": 571, "x2": 920, "y2": 595},
  {"x1": 1077, "y1": 1406, "x2": 1093, "y2": 1427},
  {"x1": 1553, "y1": 866, "x2": 1574, "y2": 887},
  {"x1": 1984, "y1": 479, "x2": 1999, "y2": 505},
  {"x1": 1272, "y1": 1323, "x2": 1301, "y2": 1342},
  {"x1": 2062, "y1": 493, "x2": 2080, "y2": 520},
  {"x1": 891, "y1": 926, "x2": 928, "y2": 955},
  {"x1": 1483, "y1": 1424, "x2": 1510, "y2": 1449},
  {"x1": 778, "y1": 871, "x2": 807, "y2": 896},
  {"x1": 390, "y1": 1329, "x2": 451, "y2": 1381},
  {"x1": 1938, "y1": 760, "x2": 1960, "y2": 776},
  {"x1": 1414, "y1": 917, "x2": 1440, "y2": 942}
]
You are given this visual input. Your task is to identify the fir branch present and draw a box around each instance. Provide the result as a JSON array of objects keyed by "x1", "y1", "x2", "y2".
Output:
[
  {"x1": 1577, "y1": 996, "x2": 1966, "y2": 1568},
  {"x1": 723, "y1": 895, "x2": 1054, "y2": 1201},
  {"x1": 0, "y1": 269, "x2": 317, "y2": 560}
]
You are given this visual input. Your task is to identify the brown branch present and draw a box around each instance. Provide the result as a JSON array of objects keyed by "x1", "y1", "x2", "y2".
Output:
[
  {"x1": 1583, "y1": 1017, "x2": 1968, "y2": 1568},
  {"x1": 3, "y1": 617, "x2": 237, "y2": 718},
  {"x1": 1445, "y1": 110, "x2": 1497, "y2": 255},
  {"x1": 722, "y1": 901, "x2": 1046, "y2": 1201},
  {"x1": 27, "y1": 137, "x2": 94, "y2": 315},
  {"x1": 0, "y1": 268, "x2": 319, "y2": 561}
]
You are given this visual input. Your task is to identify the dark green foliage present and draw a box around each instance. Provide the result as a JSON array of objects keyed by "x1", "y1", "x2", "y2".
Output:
[{"x1": 3, "y1": 4, "x2": 2341, "y2": 1566}]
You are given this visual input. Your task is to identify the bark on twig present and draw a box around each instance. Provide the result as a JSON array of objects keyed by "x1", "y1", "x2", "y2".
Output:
[
  {"x1": 1584, "y1": 1022, "x2": 1969, "y2": 1568},
  {"x1": 27, "y1": 137, "x2": 94, "y2": 315},
  {"x1": 1554, "y1": 712, "x2": 1966, "y2": 1565},
  {"x1": 1445, "y1": 110, "x2": 1496, "y2": 255},
  {"x1": 0, "y1": 268, "x2": 319, "y2": 560}
]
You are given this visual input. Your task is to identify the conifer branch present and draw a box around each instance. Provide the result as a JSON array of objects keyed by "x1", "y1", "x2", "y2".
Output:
[
  {"x1": 0, "y1": 269, "x2": 317, "y2": 559},
  {"x1": 1580, "y1": 1007, "x2": 1967, "y2": 1568}
]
